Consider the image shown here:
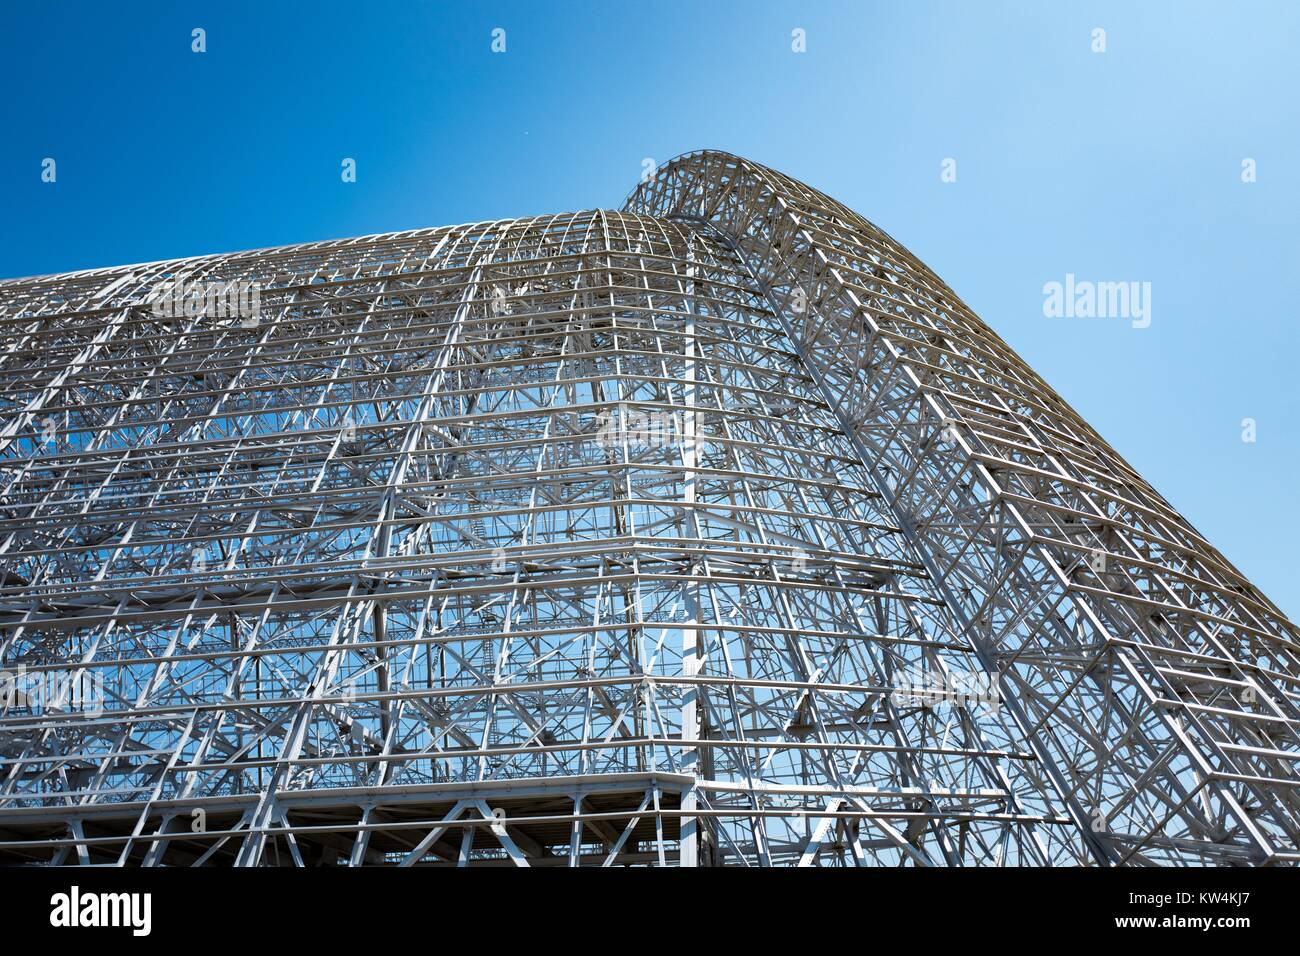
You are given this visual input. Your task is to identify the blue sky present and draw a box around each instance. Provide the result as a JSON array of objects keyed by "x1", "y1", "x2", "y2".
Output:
[{"x1": 2, "y1": 1, "x2": 1297, "y2": 616}]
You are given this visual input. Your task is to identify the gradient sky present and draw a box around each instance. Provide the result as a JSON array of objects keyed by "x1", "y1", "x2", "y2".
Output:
[{"x1": 2, "y1": 0, "x2": 1297, "y2": 616}]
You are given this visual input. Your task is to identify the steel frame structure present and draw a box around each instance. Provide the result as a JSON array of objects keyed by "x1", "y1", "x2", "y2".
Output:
[{"x1": 0, "y1": 151, "x2": 1296, "y2": 866}]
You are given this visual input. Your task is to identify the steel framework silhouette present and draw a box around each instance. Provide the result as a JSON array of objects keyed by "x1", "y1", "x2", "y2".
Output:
[{"x1": 1, "y1": 151, "x2": 1297, "y2": 866}]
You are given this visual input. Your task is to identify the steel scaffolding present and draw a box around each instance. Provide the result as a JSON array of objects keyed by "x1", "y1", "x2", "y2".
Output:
[{"x1": 0, "y1": 151, "x2": 1296, "y2": 866}]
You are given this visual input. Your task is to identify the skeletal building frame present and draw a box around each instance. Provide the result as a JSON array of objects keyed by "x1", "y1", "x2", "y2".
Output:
[{"x1": 0, "y1": 151, "x2": 1297, "y2": 866}]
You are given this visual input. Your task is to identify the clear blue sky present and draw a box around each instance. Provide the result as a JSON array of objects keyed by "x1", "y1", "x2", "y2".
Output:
[{"x1": 2, "y1": 1, "x2": 1297, "y2": 617}]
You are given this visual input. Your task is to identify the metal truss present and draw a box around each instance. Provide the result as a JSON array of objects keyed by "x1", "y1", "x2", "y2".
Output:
[{"x1": 0, "y1": 153, "x2": 1295, "y2": 866}]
